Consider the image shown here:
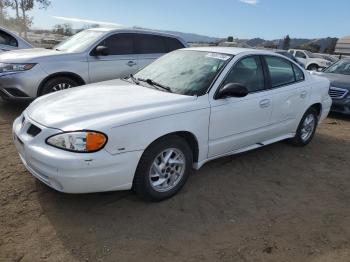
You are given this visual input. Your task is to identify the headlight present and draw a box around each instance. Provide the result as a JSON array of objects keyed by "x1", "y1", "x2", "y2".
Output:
[
  {"x1": 46, "y1": 131, "x2": 107, "y2": 153},
  {"x1": 0, "y1": 63, "x2": 36, "y2": 73}
]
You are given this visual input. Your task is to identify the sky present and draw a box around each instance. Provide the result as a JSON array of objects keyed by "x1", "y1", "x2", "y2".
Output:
[{"x1": 27, "y1": 0, "x2": 350, "y2": 40}]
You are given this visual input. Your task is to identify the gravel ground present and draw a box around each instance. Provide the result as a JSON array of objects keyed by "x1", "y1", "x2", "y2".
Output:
[{"x1": 0, "y1": 99, "x2": 350, "y2": 262}]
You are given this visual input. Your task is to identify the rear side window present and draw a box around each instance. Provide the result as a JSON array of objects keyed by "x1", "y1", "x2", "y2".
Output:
[
  {"x1": 223, "y1": 56, "x2": 265, "y2": 93},
  {"x1": 292, "y1": 64, "x2": 305, "y2": 81},
  {"x1": 265, "y1": 56, "x2": 295, "y2": 87},
  {"x1": 164, "y1": 37, "x2": 185, "y2": 52},
  {"x1": 0, "y1": 30, "x2": 18, "y2": 47},
  {"x1": 100, "y1": 33, "x2": 134, "y2": 55},
  {"x1": 135, "y1": 34, "x2": 167, "y2": 54}
]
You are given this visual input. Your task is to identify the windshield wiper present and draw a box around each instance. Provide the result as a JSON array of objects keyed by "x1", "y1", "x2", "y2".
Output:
[
  {"x1": 128, "y1": 74, "x2": 140, "y2": 85},
  {"x1": 137, "y1": 77, "x2": 172, "y2": 93}
]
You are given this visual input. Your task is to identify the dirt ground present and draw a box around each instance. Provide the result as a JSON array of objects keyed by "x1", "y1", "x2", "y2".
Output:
[{"x1": 0, "y1": 99, "x2": 350, "y2": 262}]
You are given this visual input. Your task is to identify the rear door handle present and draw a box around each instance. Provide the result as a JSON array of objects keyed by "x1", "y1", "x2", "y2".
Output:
[
  {"x1": 259, "y1": 99, "x2": 271, "y2": 108},
  {"x1": 127, "y1": 61, "x2": 137, "y2": 67},
  {"x1": 300, "y1": 91, "x2": 307, "y2": 98}
]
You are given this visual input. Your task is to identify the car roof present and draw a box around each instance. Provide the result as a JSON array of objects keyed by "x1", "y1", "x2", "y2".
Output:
[
  {"x1": 184, "y1": 46, "x2": 281, "y2": 56},
  {"x1": 87, "y1": 27, "x2": 185, "y2": 40}
]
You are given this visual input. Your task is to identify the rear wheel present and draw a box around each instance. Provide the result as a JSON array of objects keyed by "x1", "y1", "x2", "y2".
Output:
[
  {"x1": 40, "y1": 77, "x2": 78, "y2": 96},
  {"x1": 289, "y1": 108, "x2": 318, "y2": 146},
  {"x1": 133, "y1": 136, "x2": 193, "y2": 201}
]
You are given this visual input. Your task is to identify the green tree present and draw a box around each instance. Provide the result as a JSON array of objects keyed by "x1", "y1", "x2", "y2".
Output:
[
  {"x1": 324, "y1": 38, "x2": 338, "y2": 54},
  {"x1": 282, "y1": 34, "x2": 290, "y2": 50},
  {"x1": 227, "y1": 36, "x2": 233, "y2": 42}
]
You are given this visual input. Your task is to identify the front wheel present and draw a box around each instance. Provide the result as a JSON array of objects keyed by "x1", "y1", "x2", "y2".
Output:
[
  {"x1": 289, "y1": 108, "x2": 318, "y2": 146},
  {"x1": 40, "y1": 77, "x2": 78, "y2": 96},
  {"x1": 133, "y1": 136, "x2": 193, "y2": 201}
]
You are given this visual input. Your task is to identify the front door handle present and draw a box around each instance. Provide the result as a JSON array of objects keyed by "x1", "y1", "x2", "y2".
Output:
[
  {"x1": 300, "y1": 91, "x2": 307, "y2": 98},
  {"x1": 259, "y1": 99, "x2": 271, "y2": 108},
  {"x1": 127, "y1": 61, "x2": 137, "y2": 67}
]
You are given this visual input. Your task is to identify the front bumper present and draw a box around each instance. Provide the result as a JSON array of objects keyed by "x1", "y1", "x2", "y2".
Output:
[
  {"x1": 330, "y1": 97, "x2": 350, "y2": 115},
  {"x1": 0, "y1": 65, "x2": 48, "y2": 101},
  {"x1": 12, "y1": 115, "x2": 143, "y2": 193}
]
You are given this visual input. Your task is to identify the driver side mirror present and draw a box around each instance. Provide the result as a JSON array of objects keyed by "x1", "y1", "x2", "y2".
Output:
[
  {"x1": 215, "y1": 83, "x2": 249, "y2": 99},
  {"x1": 93, "y1": 45, "x2": 109, "y2": 56}
]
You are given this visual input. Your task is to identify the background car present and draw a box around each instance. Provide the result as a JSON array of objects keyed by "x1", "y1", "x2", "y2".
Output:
[
  {"x1": 289, "y1": 49, "x2": 332, "y2": 71},
  {"x1": 317, "y1": 53, "x2": 339, "y2": 63},
  {"x1": 0, "y1": 28, "x2": 187, "y2": 101},
  {"x1": 314, "y1": 59, "x2": 350, "y2": 115},
  {"x1": 273, "y1": 50, "x2": 305, "y2": 67},
  {"x1": 0, "y1": 26, "x2": 33, "y2": 52},
  {"x1": 13, "y1": 47, "x2": 332, "y2": 201}
]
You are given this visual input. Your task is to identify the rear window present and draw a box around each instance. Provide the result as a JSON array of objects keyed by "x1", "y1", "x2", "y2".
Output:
[
  {"x1": 265, "y1": 56, "x2": 296, "y2": 87},
  {"x1": 136, "y1": 34, "x2": 167, "y2": 54},
  {"x1": 164, "y1": 37, "x2": 185, "y2": 52}
]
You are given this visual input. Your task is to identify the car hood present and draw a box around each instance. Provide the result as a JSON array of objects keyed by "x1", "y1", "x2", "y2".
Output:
[
  {"x1": 0, "y1": 48, "x2": 75, "y2": 63},
  {"x1": 315, "y1": 72, "x2": 350, "y2": 90},
  {"x1": 25, "y1": 79, "x2": 198, "y2": 131}
]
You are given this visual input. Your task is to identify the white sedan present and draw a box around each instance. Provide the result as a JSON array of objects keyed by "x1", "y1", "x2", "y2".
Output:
[{"x1": 13, "y1": 47, "x2": 332, "y2": 201}]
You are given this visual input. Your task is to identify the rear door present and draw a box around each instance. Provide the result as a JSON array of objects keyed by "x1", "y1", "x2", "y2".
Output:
[
  {"x1": 88, "y1": 33, "x2": 138, "y2": 83},
  {"x1": 262, "y1": 55, "x2": 311, "y2": 136}
]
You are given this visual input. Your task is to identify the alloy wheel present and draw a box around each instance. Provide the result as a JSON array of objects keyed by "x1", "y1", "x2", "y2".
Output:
[{"x1": 149, "y1": 148, "x2": 186, "y2": 192}]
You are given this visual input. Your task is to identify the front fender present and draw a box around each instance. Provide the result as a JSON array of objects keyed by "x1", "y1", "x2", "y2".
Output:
[{"x1": 104, "y1": 107, "x2": 210, "y2": 163}]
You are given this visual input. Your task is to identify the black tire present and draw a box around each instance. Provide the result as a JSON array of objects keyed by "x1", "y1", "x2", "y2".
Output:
[
  {"x1": 133, "y1": 135, "x2": 193, "y2": 201},
  {"x1": 289, "y1": 107, "x2": 318, "y2": 147},
  {"x1": 40, "y1": 77, "x2": 78, "y2": 96},
  {"x1": 307, "y1": 64, "x2": 318, "y2": 71}
]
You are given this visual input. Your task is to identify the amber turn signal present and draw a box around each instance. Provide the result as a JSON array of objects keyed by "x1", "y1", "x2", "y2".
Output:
[{"x1": 86, "y1": 132, "x2": 107, "y2": 152}]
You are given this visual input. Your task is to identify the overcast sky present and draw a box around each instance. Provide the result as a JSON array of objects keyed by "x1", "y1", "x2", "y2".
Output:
[{"x1": 28, "y1": 0, "x2": 350, "y2": 39}]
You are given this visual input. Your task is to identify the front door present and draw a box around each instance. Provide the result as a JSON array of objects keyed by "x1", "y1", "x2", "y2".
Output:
[
  {"x1": 208, "y1": 55, "x2": 273, "y2": 157},
  {"x1": 88, "y1": 33, "x2": 139, "y2": 83}
]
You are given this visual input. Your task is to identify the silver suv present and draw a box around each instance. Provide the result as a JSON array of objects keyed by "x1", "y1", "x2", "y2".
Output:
[{"x1": 0, "y1": 28, "x2": 187, "y2": 101}]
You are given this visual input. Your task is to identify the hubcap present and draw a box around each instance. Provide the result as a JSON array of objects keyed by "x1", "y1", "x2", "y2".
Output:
[
  {"x1": 149, "y1": 148, "x2": 186, "y2": 192},
  {"x1": 300, "y1": 114, "x2": 316, "y2": 142},
  {"x1": 50, "y1": 82, "x2": 72, "y2": 92}
]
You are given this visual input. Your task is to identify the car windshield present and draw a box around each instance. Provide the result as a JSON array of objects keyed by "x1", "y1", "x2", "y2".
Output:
[
  {"x1": 324, "y1": 59, "x2": 350, "y2": 75},
  {"x1": 54, "y1": 30, "x2": 105, "y2": 52},
  {"x1": 134, "y1": 50, "x2": 232, "y2": 96}
]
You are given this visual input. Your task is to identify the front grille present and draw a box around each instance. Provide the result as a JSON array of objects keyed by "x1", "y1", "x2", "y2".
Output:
[
  {"x1": 329, "y1": 87, "x2": 348, "y2": 99},
  {"x1": 27, "y1": 124, "x2": 41, "y2": 137}
]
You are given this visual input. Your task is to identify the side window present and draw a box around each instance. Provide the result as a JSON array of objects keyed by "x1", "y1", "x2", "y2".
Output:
[
  {"x1": 99, "y1": 33, "x2": 134, "y2": 55},
  {"x1": 135, "y1": 34, "x2": 167, "y2": 54},
  {"x1": 295, "y1": 51, "x2": 306, "y2": 59},
  {"x1": 292, "y1": 63, "x2": 305, "y2": 81},
  {"x1": 164, "y1": 37, "x2": 185, "y2": 52},
  {"x1": 0, "y1": 30, "x2": 18, "y2": 47},
  {"x1": 223, "y1": 56, "x2": 265, "y2": 93},
  {"x1": 265, "y1": 56, "x2": 295, "y2": 87}
]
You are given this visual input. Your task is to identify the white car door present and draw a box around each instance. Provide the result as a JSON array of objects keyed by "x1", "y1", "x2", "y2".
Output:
[
  {"x1": 263, "y1": 55, "x2": 311, "y2": 136},
  {"x1": 208, "y1": 55, "x2": 274, "y2": 158},
  {"x1": 88, "y1": 33, "x2": 139, "y2": 83},
  {"x1": 295, "y1": 51, "x2": 307, "y2": 67}
]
